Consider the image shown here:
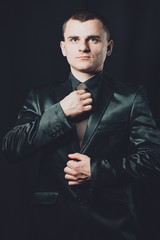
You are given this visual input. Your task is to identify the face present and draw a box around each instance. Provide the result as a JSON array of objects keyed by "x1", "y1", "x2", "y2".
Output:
[{"x1": 60, "y1": 19, "x2": 113, "y2": 76}]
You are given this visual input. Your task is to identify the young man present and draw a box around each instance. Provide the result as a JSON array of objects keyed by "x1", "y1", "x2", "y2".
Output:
[{"x1": 2, "y1": 11, "x2": 160, "y2": 240}]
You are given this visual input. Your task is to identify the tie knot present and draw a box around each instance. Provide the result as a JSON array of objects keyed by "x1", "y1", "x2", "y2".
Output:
[{"x1": 76, "y1": 83, "x2": 87, "y2": 91}]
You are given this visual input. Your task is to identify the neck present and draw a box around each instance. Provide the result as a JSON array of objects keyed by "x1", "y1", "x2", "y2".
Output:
[{"x1": 71, "y1": 68, "x2": 99, "y2": 82}]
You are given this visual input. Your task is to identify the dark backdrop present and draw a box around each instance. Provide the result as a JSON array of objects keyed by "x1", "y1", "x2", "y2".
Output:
[{"x1": 0, "y1": 0, "x2": 160, "y2": 239}]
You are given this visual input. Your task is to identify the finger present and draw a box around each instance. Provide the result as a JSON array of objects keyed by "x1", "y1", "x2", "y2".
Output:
[
  {"x1": 83, "y1": 105, "x2": 92, "y2": 111},
  {"x1": 64, "y1": 166, "x2": 78, "y2": 176},
  {"x1": 67, "y1": 160, "x2": 78, "y2": 169},
  {"x1": 83, "y1": 98, "x2": 93, "y2": 106},
  {"x1": 68, "y1": 153, "x2": 85, "y2": 161},
  {"x1": 76, "y1": 89, "x2": 86, "y2": 95},
  {"x1": 80, "y1": 92, "x2": 91, "y2": 100},
  {"x1": 68, "y1": 180, "x2": 84, "y2": 185},
  {"x1": 65, "y1": 174, "x2": 77, "y2": 180}
]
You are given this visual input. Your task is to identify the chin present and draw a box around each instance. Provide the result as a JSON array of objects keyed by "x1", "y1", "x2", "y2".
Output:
[
  {"x1": 72, "y1": 63, "x2": 100, "y2": 74},
  {"x1": 76, "y1": 65, "x2": 95, "y2": 72}
]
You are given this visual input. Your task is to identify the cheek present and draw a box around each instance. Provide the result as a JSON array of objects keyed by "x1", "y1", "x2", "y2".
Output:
[
  {"x1": 94, "y1": 51, "x2": 106, "y2": 63},
  {"x1": 65, "y1": 48, "x2": 76, "y2": 60},
  {"x1": 92, "y1": 45, "x2": 107, "y2": 58},
  {"x1": 98, "y1": 47, "x2": 107, "y2": 61}
]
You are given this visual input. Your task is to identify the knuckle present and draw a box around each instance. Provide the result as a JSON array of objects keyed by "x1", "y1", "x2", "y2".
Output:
[
  {"x1": 78, "y1": 96, "x2": 82, "y2": 102},
  {"x1": 74, "y1": 165, "x2": 78, "y2": 171},
  {"x1": 76, "y1": 92, "x2": 80, "y2": 97},
  {"x1": 79, "y1": 106, "x2": 83, "y2": 112},
  {"x1": 73, "y1": 171, "x2": 78, "y2": 176},
  {"x1": 75, "y1": 163, "x2": 80, "y2": 171},
  {"x1": 78, "y1": 94, "x2": 82, "y2": 99},
  {"x1": 67, "y1": 161, "x2": 71, "y2": 166},
  {"x1": 75, "y1": 153, "x2": 80, "y2": 158}
]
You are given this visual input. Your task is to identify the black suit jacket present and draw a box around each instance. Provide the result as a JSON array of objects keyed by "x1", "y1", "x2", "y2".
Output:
[{"x1": 2, "y1": 74, "x2": 160, "y2": 240}]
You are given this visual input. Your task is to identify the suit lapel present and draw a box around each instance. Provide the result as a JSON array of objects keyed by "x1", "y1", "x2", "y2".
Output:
[{"x1": 80, "y1": 76, "x2": 115, "y2": 153}]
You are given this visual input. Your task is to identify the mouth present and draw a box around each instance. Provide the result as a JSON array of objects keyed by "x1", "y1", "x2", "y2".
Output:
[{"x1": 76, "y1": 56, "x2": 91, "y2": 60}]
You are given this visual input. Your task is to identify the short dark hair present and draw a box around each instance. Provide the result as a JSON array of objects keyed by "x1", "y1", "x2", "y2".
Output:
[{"x1": 62, "y1": 10, "x2": 111, "y2": 41}]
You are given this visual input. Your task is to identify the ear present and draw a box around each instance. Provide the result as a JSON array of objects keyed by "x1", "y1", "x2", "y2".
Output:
[
  {"x1": 60, "y1": 41, "x2": 66, "y2": 56},
  {"x1": 106, "y1": 40, "x2": 114, "y2": 56}
]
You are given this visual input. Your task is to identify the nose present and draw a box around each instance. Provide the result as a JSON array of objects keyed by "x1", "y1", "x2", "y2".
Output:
[{"x1": 79, "y1": 39, "x2": 90, "y2": 52}]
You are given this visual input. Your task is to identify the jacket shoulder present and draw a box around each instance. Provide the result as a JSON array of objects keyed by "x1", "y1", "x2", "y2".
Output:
[
  {"x1": 103, "y1": 75, "x2": 145, "y2": 95},
  {"x1": 26, "y1": 78, "x2": 69, "y2": 99},
  {"x1": 33, "y1": 78, "x2": 68, "y2": 92}
]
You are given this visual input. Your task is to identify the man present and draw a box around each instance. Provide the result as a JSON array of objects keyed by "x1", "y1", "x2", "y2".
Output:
[{"x1": 2, "y1": 10, "x2": 160, "y2": 240}]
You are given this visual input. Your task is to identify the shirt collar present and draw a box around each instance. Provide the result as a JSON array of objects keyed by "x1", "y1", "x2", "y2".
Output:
[{"x1": 69, "y1": 71, "x2": 103, "y2": 101}]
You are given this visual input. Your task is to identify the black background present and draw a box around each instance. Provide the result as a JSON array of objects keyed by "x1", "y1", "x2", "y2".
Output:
[{"x1": 0, "y1": 0, "x2": 160, "y2": 239}]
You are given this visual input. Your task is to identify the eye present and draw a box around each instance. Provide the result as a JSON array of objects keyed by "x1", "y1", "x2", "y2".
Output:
[
  {"x1": 89, "y1": 38, "x2": 99, "y2": 43},
  {"x1": 71, "y1": 37, "x2": 78, "y2": 43}
]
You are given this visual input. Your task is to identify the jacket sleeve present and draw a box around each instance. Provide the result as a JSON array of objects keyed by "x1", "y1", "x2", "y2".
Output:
[
  {"x1": 91, "y1": 86, "x2": 160, "y2": 189},
  {"x1": 2, "y1": 88, "x2": 73, "y2": 160}
]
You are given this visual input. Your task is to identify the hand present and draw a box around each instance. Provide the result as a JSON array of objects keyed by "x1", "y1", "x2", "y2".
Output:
[
  {"x1": 60, "y1": 90, "x2": 92, "y2": 118},
  {"x1": 64, "y1": 153, "x2": 91, "y2": 185}
]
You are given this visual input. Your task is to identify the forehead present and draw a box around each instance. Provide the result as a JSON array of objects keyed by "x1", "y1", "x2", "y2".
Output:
[{"x1": 64, "y1": 19, "x2": 107, "y2": 38}]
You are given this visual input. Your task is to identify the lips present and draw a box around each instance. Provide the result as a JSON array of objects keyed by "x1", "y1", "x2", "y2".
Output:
[{"x1": 76, "y1": 56, "x2": 91, "y2": 59}]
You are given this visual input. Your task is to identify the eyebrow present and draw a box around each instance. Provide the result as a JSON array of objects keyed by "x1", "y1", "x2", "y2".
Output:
[
  {"x1": 68, "y1": 36, "x2": 78, "y2": 39},
  {"x1": 87, "y1": 35, "x2": 101, "y2": 39},
  {"x1": 67, "y1": 35, "x2": 101, "y2": 40}
]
